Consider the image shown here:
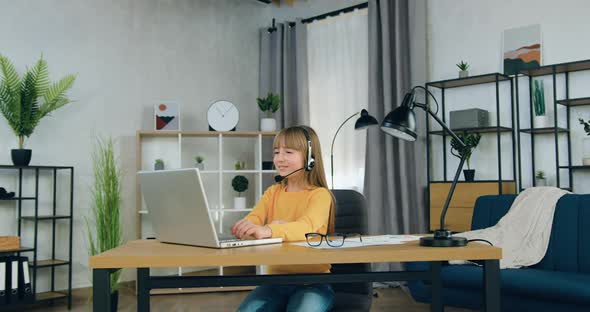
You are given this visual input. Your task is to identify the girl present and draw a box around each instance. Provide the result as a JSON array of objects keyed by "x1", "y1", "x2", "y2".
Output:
[{"x1": 231, "y1": 126, "x2": 335, "y2": 312}]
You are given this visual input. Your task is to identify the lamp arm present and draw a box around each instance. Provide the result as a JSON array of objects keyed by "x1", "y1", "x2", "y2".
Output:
[
  {"x1": 439, "y1": 151, "x2": 467, "y2": 231},
  {"x1": 330, "y1": 112, "x2": 360, "y2": 189},
  {"x1": 414, "y1": 102, "x2": 467, "y2": 149}
]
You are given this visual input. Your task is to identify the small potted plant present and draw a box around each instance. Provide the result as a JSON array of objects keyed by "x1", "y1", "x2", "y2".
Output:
[
  {"x1": 257, "y1": 92, "x2": 280, "y2": 131},
  {"x1": 154, "y1": 159, "x2": 164, "y2": 171},
  {"x1": 579, "y1": 118, "x2": 590, "y2": 165},
  {"x1": 450, "y1": 132, "x2": 482, "y2": 182},
  {"x1": 535, "y1": 170, "x2": 547, "y2": 186},
  {"x1": 195, "y1": 156, "x2": 204, "y2": 170},
  {"x1": 232, "y1": 175, "x2": 248, "y2": 209},
  {"x1": 0, "y1": 55, "x2": 76, "y2": 166},
  {"x1": 456, "y1": 60, "x2": 470, "y2": 78},
  {"x1": 234, "y1": 161, "x2": 246, "y2": 170}
]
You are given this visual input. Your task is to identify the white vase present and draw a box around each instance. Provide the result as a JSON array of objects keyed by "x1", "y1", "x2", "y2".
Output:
[
  {"x1": 234, "y1": 197, "x2": 246, "y2": 210},
  {"x1": 260, "y1": 118, "x2": 277, "y2": 132},
  {"x1": 535, "y1": 178, "x2": 547, "y2": 187},
  {"x1": 533, "y1": 115, "x2": 551, "y2": 128},
  {"x1": 459, "y1": 70, "x2": 469, "y2": 78},
  {"x1": 583, "y1": 137, "x2": 590, "y2": 166},
  {"x1": 195, "y1": 163, "x2": 204, "y2": 170}
]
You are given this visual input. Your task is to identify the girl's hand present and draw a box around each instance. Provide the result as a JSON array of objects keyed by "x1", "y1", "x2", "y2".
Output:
[
  {"x1": 243, "y1": 225, "x2": 272, "y2": 239},
  {"x1": 231, "y1": 219, "x2": 255, "y2": 238},
  {"x1": 232, "y1": 219, "x2": 272, "y2": 239}
]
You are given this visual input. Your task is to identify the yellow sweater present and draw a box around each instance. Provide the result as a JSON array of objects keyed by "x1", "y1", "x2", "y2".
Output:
[{"x1": 245, "y1": 183, "x2": 332, "y2": 274}]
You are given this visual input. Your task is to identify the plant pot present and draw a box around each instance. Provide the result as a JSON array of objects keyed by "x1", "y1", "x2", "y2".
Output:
[
  {"x1": 195, "y1": 163, "x2": 204, "y2": 170},
  {"x1": 154, "y1": 162, "x2": 164, "y2": 171},
  {"x1": 459, "y1": 70, "x2": 469, "y2": 78},
  {"x1": 583, "y1": 137, "x2": 590, "y2": 166},
  {"x1": 533, "y1": 115, "x2": 551, "y2": 128},
  {"x1": 260, "y1": 118, "x2": 277, "y2": 132},
  {"x1": 234, "y1": 197, "x2": 246, "y2": 210},
  {"x1": 11, "y1": 149, "x2": 32, "y2": 166},
  {"x1": 463, "y1": 169, "x2": 475, "y2": 182},
  {"x1": 111, "y1": 290, "x2": 119, "y2": 312},
  {"x1": 535, "y1": 178, "x2": 547, "y2": 186}
]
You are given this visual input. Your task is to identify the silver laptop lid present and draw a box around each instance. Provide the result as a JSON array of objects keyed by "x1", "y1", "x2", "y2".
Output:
[{"x1": 138, "y1": 168, "x2": 220, "y2": 248}]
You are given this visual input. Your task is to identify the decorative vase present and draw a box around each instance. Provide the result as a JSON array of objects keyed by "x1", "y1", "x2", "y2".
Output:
[
  {"x1": 11, "y1": 149, "x2": 32, "y2": 166},
  {"x1": 463, "y1": 169, "x2": 475, "y2": 182},
  {"x1": 260, "y1": 118, "x2": 277, "y2": 132},
  {"x1": 533, "y1": 115, "x2": 550, "y2": 128},
  {"x1": 154, "y1": 162, "x2": 164, "y2": 171},
  {"x1": 535, "y1": 178, "x2": 547, "y2": 187},
  {"x1": 583, "y1": 137, "x2": 590, "y2": 166},
  {"x1": 195, "y1": 163, "x2": 204, "y2": 170},
  {"x1": 459, "y1": 70, "x2": 469, "y2": 78},
  {"x1": 234, "y1": 197, "x2": 246, "y2": 210}
]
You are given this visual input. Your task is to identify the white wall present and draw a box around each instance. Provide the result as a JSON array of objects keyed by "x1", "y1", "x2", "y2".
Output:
[
  {"x1": 425, "y1": 0, "x2": 590, "y2": 193},
  {"x1": 0, "y1": 0, "x2": 270, "y2": 291}
]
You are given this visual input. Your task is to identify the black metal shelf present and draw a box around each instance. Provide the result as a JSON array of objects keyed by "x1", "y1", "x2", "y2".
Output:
[
  {"x1": 556, "y1": 97, "x2": 590, "y2": 107},
  {"x1": 520, "y1": 59, "x2": 590, "y2": 77},
  {"x1": 0, "y1": 196, "x2": 36, "y2": 201},
  {"x1": 519, "y1": 127, "x2": 569, "y2": 134},
  {"x1": 0, "y1": 164, "x2": 74, "y2": 309},
  {"x1": 427, "y1": 73, "x2": 511, "y2": 89},
  {"x1": 31, "y1": 259, "x2": 70, "y2": 268},
  {"x1": 559, "y1": 165, "x2": 590, "y2": 170},
  {"x1": 21, "y1": 215, "x2": 72, "y2": 221},
  {"x1": 430, "y1": 180, "x2": 515, "y2": 183},
  {"x1": 429, "y1": 126, "x2": 513, "y2": 136}
]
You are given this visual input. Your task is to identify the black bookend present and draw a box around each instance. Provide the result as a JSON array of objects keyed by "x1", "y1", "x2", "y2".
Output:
[
  {"x1": 0, "y1": 256, "x2": 7, "y2": 306},
  {"x1": 18, "y1": 256, "x2": 34, "y2": 303}
]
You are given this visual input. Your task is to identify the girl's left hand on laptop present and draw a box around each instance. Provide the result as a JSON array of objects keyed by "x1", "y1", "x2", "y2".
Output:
[{"x1": 232, "y1": 219, "x2": 272, "y2": 239}]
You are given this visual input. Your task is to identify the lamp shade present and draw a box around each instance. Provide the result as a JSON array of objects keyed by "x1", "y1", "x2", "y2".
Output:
[
  {"x1": 354, "y1": 109, "x2": 379, "y2": 129},
  {"x1": 380, "y1": 105, "x2": 417, "y2": 141}
]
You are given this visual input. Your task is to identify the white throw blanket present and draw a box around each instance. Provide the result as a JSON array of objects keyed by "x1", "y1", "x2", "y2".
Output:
[{"x1": 450, "y1": 187, "x2": 569, "y2": 269}]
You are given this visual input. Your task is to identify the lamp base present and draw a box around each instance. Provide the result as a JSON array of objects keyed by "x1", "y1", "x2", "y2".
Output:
[{"x1": 420, "y1": 236, "x2": 468, "y2": 247}]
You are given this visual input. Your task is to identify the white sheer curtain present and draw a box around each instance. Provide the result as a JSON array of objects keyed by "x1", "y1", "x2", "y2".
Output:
[{"x1": 307, "y1": 9, "x2": 368, "y2": 191}]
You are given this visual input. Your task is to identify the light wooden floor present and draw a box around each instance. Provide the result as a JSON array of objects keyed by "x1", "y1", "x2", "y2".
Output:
[{"x1": 25, "y1": 286, "x2": 476, "y2": 312}]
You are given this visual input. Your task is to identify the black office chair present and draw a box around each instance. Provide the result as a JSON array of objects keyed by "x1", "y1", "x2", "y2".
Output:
[{"x1": 330, "y1": 189, "x2": 373, "y2": 312}]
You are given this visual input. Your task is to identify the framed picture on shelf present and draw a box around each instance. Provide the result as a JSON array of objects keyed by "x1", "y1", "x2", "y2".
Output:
[
  {"x1": 154, "y1": 101, "x2": 180, "y2": 131},
  {"x1": 502, "y1": 24, "x2": 542, "y2": 75}
]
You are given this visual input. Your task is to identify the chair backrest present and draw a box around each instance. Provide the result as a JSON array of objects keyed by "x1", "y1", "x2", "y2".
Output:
[
  {"x1": 330, "y1": 190, "x2": 372, "y2": 310},
  {"x1": 471, "y1": 194, "x2": 590, "y2": 273}
]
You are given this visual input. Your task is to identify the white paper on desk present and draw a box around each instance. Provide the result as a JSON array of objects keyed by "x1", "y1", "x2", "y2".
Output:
[{"x1": 293, "y1": 235, "x2": 421, "y2": 249}]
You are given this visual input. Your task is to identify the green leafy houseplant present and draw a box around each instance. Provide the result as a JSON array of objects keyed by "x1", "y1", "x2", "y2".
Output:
[
  {"x1": 535, "y1": 170, "x2": 546, "y2": 180},
  {"x1": 232, "y1": 175, "x2": 249, "y2": 196},
  {"x1": 257, "y1": 92, "x2": 280, "y2": 118},
  {"x1": 450, "y1": 132, "x2": 482, "y2": 170},
  {"x1": 195, "y1": 156, "x2": 204, "y2": 164},
  {"x1": 85, "y1": 137, "x2": 123, "y2": 294},
  {"x1": 0, "y1": 55, "x2": 76, "y2": 150},
  {"x1": 456, "y1": 61, "x2": 470, "y2": 71},
  {"x1": 234, "y1": 161, "x2": 245, "y2": 170},
  {"x1": 579, "y1": 118, "x2": 590, "y2": 136}
]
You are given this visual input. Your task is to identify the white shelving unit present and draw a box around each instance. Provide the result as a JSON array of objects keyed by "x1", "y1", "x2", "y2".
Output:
[
  {"x1": 135, "y1": 130, "x2": 278, "y2": 239},
  {"x1": 135, "y1": 130, "x2": 277, "y2": 293}
]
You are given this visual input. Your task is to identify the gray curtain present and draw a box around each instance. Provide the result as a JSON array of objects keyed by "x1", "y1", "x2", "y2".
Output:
[
  {"x1": 365, "y1": 0, "x2": 427, "y2": 270},
  {"x1": 259, "y1": 20, "x2": 310, "y2": 127}
]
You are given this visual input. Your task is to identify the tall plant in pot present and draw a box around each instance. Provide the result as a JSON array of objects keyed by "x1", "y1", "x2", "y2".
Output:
[
  {"x1": 0, "y1": 55, "x2": 76, "y2": 166},
  {"x1": 257, "y1": 92, "x2": 280, "y2": 131},
  {"x1": 450, "y1": 132, "x2": 481, "y2": 182},
  {"x1": 232, "y1": 175, "x2": 248, "y2": 209},
  {"x1": 579, "y1": 118, "x2": 590, "y2": 165},
  {"x1": 85, "y1": 137, "x2": 123, "y2": 311},
  {"x1": 533, "y1": 79, "x2": 548, "y2": 128}
]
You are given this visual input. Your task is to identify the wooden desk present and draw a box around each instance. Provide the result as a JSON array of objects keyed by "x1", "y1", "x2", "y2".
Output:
[{"x1": 90, "y1": 239, "x2": 502, "y2": 312}]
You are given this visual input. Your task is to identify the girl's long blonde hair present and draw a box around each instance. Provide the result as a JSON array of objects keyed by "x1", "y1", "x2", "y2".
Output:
[{"x1": 273, "y1": 126, "x2": 335, "y2": 234}]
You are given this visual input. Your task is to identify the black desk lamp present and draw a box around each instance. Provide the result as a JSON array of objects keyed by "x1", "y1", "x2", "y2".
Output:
[
  {"x1": 380, "y1": 86, "x2": 468, "y2": 247},
  {"x1": 330, "y1": 109, "x2": 378, "y2": 189}
]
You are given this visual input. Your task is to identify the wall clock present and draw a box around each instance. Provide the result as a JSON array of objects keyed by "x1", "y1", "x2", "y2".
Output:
[{"x1": 207, "y1": 100, "x2": 239, "y2": 131}]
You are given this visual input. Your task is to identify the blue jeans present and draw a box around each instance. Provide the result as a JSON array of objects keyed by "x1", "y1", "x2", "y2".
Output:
[{"x1": 237, "y1": 284, "x2": 334, "y2": 312}]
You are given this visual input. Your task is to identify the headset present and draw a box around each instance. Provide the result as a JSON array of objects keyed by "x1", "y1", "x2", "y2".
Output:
[{"x1": 298, "y1": 126, "x2": 316, "y2": 172}]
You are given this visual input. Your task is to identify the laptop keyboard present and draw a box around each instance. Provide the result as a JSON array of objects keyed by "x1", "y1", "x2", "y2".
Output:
[{"x1": 218, "y1": 233, "x2": 238, "y2": 242}]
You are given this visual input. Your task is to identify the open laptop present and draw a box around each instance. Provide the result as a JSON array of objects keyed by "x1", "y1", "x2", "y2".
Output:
[{"x1": 138, "y1": 168, "x2": 282, "y2": 248}]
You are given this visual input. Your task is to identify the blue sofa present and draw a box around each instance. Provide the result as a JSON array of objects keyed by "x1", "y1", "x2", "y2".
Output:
[{"x1": 406, "y1": 194, "x2": 590, "y2": 311}]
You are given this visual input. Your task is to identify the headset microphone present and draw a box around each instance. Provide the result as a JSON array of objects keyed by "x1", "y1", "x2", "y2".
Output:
[{"x1": 274, "y1": 167, "x2": 305, "y2": 183}]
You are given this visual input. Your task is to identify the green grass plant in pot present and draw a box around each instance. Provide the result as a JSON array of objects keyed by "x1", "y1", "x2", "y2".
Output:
[
  {"x1": 85, "y1": 137, "x2": 123, "y2": 311},
  {"x1": 450, "y1": 132, "x2": 481, "y2": 182},
  {"x1": 580, "y1": 118, "x2": 590, "y2": 165},
  {"x1": 0, "y1": 54, "x2": 76, "y2": 166},
  {"x1": 257, "y1": 92, "x2": 280, "y2": 131},
  {"x1": 232, "y1": 175, "x2": 248, "y2": 209}
]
